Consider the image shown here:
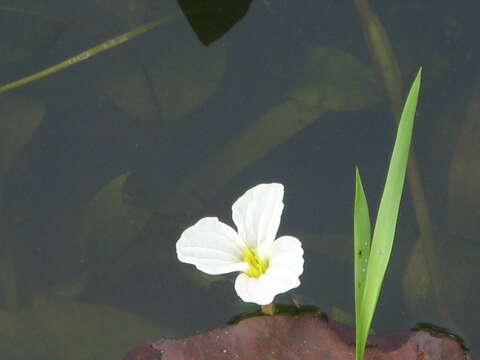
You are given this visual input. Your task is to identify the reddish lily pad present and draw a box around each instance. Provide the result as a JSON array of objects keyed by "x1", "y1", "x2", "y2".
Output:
[{"x1": 122, "y1": 314, "x2": 470, "y2": 360}]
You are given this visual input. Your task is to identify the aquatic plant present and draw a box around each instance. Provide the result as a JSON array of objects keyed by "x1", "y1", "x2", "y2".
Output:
[
  {"x1": 0, "y1": 2, "x2": 249, "y2": 94},
  {"x1": 0, "y1": 15, "x2": 177, "y2": 93},
  {"x1": 176, "y1": 183, "x2": 304, "y2": 306},
  {"x1": 354, "y1": 69, "x2": 422, "y2": 360}
]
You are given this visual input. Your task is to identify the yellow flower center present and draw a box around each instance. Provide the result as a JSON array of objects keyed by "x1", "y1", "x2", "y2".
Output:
[{"x1": 242, "y1": 247, "x2": 269, "y2": 278}]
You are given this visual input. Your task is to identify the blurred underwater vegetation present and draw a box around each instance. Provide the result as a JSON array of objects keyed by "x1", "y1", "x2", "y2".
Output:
[{"x1": 0, "y1": 0, "x2": 480, "y2": 358}]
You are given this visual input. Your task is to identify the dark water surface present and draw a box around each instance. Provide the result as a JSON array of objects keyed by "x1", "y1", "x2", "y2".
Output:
[{"x1": 0, "y1": 0, "x2": 479, "y2": 358}]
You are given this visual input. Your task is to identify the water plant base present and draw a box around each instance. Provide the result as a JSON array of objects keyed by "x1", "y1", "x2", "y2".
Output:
[{"x1": 122, "y1": 314, "x2": 470, "y2": 360}]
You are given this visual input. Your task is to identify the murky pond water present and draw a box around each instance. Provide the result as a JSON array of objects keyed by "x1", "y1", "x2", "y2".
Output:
[{"x1": 0, "y1": 0, "x2": 479, "y2": 358}]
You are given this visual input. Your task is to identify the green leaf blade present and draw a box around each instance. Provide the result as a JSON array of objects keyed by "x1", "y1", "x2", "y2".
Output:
[
  {"x1": 354, "y1": 167, "x2": 372, "y2": 360},
  {"x1": 355, "y1": 68, "x2": 422, "y2": 360}
]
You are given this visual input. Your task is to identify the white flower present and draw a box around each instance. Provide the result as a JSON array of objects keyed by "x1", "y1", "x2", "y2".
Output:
[{"x1": 176, "y1": 183, "x2": 304, "y2": 305}]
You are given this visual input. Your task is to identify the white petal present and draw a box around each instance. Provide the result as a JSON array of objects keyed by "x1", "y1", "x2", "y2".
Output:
[
  {"x1": 262, "y1": 267, "x2": 301, "y2": 294},
  {"x1": 268, "y1": 235, "x2": 304, "y2": 278},
  {"x1": 232, "y1": 183, "x2": 284, "y2": 251},
  {"x1": 176, "y1": 217, "x2": 248, "y2": 275},
  {"x1": 234, "y1": 273, "x2": 279, "y2": 305}
]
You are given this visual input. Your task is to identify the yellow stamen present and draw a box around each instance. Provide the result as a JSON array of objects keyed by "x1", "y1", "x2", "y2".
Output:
[{"x1": 242, "y1": 247, "x2": 269, "y2": 278}]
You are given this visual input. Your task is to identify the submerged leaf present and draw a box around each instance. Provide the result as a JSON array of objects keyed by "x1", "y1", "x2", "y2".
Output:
[
  {"x1": 0, "y1": 11, "x2": 67, "y2": 66},
  {"x1": 289, "y1": 46, "x2": 380, "y2": 111},
  {"x1": 447, "y1": 82, "x2": 480, "y2": 239},
  {"x1": 354, "y1": 0, "x2": 404, "y2": 118},
  {"x1": 79, "y1": 172, "x2": 152, "y2": 277},
  {"x1": 0, "y1": 302, "x2": 172, "y2": 360},
  {"x1": 123, "y1": 314, "x2": 469, "y2": 360},
  {"x1": 97, "y1": 25, "x2": 227, "y2": 125},
  {"x1": 403, "y1": 229, "x2": 480, "y2": 348},
  {"x1": 0, "y1": 95, "x2": 45, "y2": 175}
]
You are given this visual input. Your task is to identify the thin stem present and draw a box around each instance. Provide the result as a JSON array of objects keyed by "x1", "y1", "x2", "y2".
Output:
[
  {"x1": 0, "y1": 14, "x2": 178, "y2": 94},
  {"x1": 261, "y1": 303, "x2": 276, "y2": 315}
]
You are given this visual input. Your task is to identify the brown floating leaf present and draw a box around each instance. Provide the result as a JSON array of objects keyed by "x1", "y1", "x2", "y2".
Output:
[{"x1": 122, "y1": 314, "x2": 470, "y2": 360}]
